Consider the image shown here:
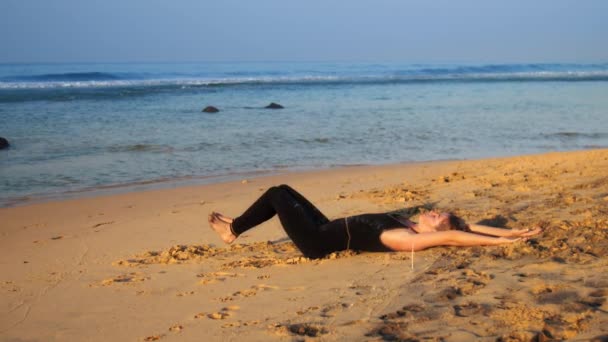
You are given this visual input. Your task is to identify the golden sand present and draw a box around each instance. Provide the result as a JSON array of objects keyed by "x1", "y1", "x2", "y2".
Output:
[{"x1": 1, "y1": 149, "x2": 607, "y2": 341}]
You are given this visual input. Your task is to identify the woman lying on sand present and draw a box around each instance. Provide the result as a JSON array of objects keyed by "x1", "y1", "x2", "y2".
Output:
[{"x1": 208, "y1": 184, "x2": 542, "y2": 259}]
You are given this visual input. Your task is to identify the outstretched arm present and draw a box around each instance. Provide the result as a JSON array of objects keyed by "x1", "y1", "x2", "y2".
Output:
[
  {"x1": 469, "y1": 224, "x2": 543, "y2": 238},
  {"x1": 382, "y1": 230, "x2": 524, "y2": 252}
]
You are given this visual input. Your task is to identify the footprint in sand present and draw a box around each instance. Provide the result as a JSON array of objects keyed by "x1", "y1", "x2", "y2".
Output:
[
  {"x1": 168, "y1": 324, "x2": 183, "y2": 332},
  {"x1": 242, "y1": 320, "x2": 260, "y2": 326},
  {"x1": 349, "y1": 284, "x2": 373, "y2": 296},
  {"x1": 233, "y1": 289, "x2": 257, "y2": 298},
  {"x1": 513, "y1": 272, "x2": 540, "y2": 282},
  {"x1": 542, "y1": 315, "x2": 586, "y2": 340},
  {"x1": 274, "y1": 323, "x2": 330, "y2": 338},
  {"x1": 208, "y1": 312, "x2": 231, "y2": 320},
  {"x1": 366, "y1": 322, "x2": 414, "y2": 341},
  {"x1": 430, "y1": 286, "x2": 463, "y2": 301},
  {"x1": 115, "y1": 244, "x2": 223, "y2": 267},
  {"x1": 92, "y1": 221, "x2": 114, "y2": 228},
  {"x1": 380, "y1": 303, "x2": 425, "y2": 320},
  {"x1": 197, "y1": 271, "x2": 243, "y2": 285},
  {"x1": 534, "y1": 287, "x2": 580, "y2": 305},
  {"x1": 217, "y1": 284, "x2": 279, "y2": 302},
  {"x1": 444, "y1": 268, "x2": 492, "y2": 296},
  {"x1": 222, "y1": 320, "x2": 259, "y2": 329},
  {"x1": 201, "y1": 305, "x2": 240, "y2": 321},
  {"x1": 221, "y1": 321, "x2": 262, "y2": 328},
  {"x1": 296, "y1": 306, "x2": 320, "y2": 315},
  {"x1": 320, "y1": 302, "x2": 354, "y2": 318},
  {"x1": 453, "y1": 302, "x2": 491, "y2": 317},
  {"x1": 99, "y1": 272, "x2": 149, "y2": 286}
]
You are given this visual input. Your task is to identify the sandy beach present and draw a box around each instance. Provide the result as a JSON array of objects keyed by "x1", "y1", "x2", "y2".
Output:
[{"x1": 1, "y1": 149, "x2": 607, "y2": 341}]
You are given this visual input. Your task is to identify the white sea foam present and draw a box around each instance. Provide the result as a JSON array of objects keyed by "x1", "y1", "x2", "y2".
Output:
[
  {"x1": 0, "y1": 76, "x2": 346, "y2": 89},
  {"x1": 1, "y1": 70, "x2": 608, "y2": 90}
]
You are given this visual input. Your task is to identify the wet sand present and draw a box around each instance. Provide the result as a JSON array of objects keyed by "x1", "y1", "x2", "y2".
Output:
[{"x1": 1, "y1": 149, "x2": 608, "y2": 341}]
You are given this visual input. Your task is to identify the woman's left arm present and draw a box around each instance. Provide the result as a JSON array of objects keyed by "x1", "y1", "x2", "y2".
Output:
[
  {"x1": 383, "y1": 230, "x2": 524, "y2": 252},
  {"x1": 469, "y1": 224, "x2": 543, "y2": 238}
]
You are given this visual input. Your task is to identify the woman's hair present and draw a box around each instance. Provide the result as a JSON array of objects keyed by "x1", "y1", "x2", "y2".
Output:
[{"x1": 446, "y1": 213, "x2": 470, "y2": 232}]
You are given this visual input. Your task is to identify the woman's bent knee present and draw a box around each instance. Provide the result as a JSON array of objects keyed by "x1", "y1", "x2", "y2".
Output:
[{"x1": 277, "y1": 184, "x2": 292, "y2": 191}]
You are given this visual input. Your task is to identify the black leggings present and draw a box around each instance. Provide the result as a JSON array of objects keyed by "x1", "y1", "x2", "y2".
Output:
[{"x1": 231, "y1": 185, "x2": 397, "y2": 258}]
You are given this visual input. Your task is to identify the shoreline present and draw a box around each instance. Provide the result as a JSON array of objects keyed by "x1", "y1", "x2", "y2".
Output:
[
  {"x1": 0, "y1": 168, "x2": 286, "y2": 208},
  {"x1": 0, "y1": 156, "x2": 459, "y2": 208},
  {"x1": 3, "y1": 147, "x2": 599, "y2": 209},
  {"x1": 2, "y1": 148, "x2": 607, "y2": 341}
]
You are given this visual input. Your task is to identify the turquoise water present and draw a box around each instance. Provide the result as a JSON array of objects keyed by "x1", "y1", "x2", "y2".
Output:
[{"x1": 1, "y1": 62, "x2": 608, "y2": 206}]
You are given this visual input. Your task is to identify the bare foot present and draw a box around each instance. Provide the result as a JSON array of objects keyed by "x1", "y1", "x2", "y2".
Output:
[
  {"x1": 208, "y1": 212, "x2": 237, "y2": 244},
  {"x1": 212, "y1": 211, "x2": 234, "y2": 224}
]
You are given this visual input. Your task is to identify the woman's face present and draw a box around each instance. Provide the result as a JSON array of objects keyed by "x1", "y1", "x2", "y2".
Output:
[{"x1": 418, "y1": 211, "x2": 451, "y2": 232}]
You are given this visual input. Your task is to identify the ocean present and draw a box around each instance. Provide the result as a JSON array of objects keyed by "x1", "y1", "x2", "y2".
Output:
[{"x1": 1, "y1": 62, "x2": 607, "y2": 206}]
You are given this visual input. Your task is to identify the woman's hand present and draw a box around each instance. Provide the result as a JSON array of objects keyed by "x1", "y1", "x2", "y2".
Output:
[{"x1": 508, "y1": 226, "x2": 543, "y2": 238}]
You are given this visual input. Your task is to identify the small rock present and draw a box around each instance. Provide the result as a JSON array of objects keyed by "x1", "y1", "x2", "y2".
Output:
[
  {"x1": 241, "y1": 179, "x2": 249, "y2": 184},
  {"x1": 265, "y1": 102, "x2": 284, "y2": 109},
  {"x1": 0, "y1": 137, "x2": 9, "y2": 150},
  {"x1": 202, "y1": 106, "x2": 219, "y2": 113}
]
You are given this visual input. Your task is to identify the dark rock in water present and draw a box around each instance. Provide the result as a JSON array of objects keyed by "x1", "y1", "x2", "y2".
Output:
[
  {"x1": 202, "y1": 106, "x2": 219, "y2": 113},
  {"x1": 0, "y1": 137, "x2": 9, "y2": 150},
  {"x1": 265, "y1": 102, "x2": 284, "y2": 109}
]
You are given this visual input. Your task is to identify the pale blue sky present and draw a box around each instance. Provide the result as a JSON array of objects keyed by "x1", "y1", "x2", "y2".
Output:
[{"x1": 1, "y1": 0, "x2": 607, "y2": 63}]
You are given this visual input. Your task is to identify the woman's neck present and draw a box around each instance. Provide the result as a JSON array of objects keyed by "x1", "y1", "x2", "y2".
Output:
[
  {"x1": 405, "y1": 220, "x2": 419, "y2": 233},
  {"x1": 387, "y1": 214, "x2": 419, "y2": 232}
]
